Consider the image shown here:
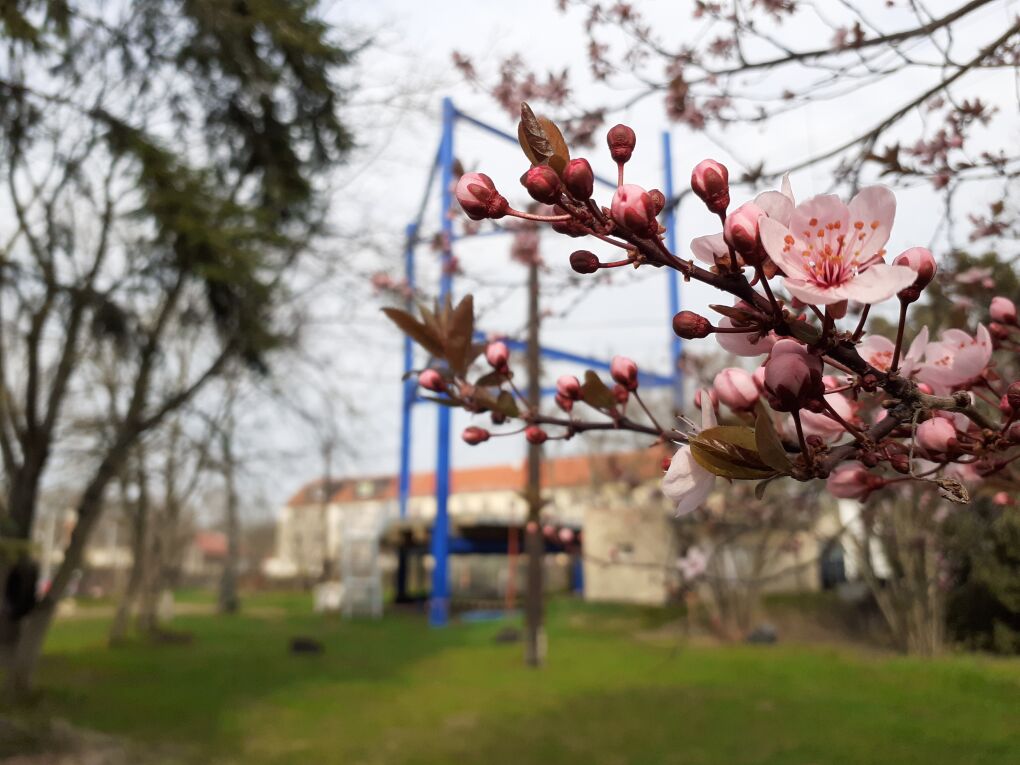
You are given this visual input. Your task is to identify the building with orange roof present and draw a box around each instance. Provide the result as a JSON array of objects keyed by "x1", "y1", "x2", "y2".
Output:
[{"x1": 262, "y1": 448, "x2": 682, "y2": 605}]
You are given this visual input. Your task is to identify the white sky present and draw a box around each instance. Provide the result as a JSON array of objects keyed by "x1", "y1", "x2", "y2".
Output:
[{"x1": 256, "y1": 0, "x2": 1020, "y2": 512}]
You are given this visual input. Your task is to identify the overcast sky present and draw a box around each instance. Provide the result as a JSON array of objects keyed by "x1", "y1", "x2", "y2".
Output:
[{"x1": 250, "y1": 0, "x2": 1019, "y2": 513}]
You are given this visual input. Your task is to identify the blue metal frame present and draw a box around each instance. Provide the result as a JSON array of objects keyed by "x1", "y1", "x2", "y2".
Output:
[
  {"x1": 397, "y1": 100, "x2": 682, "y2": 627},
  {"x1": 662, "y1": 132, "x2": 684, "y2": 411}
]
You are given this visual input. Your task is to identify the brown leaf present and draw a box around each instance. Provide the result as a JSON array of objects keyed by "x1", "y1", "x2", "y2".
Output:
[
  {"x1": 418, "y1": 303, "x2": 443, "y2": 341},
  {"x1": 445, "y1": 295, "x2": 475, "y2": 375},
  {"x1": 580, "y1": 370, "x2": 616, "y2": 410},
  {"x1": 539, "y1": 116, "x2": 570, "y2": 175},
  {"x1": 754, "y1": 476, "x2": 780, "y2": 499},
  {"x1": 496, "y1": 390, "x2": 520, "y2": 418},
  {"x1": 382, "y1": 307, "x2": 445, "y2": 359},
  {"x1": 518, "y1": 102, "x2": 554, "y2": 166},
  {"x1": 709, "y1": 303, "x2": 758, "y2": 323},
  {"x1": 754, "y1": 403, "x2": 794, "y2": 474},
  {"x1": 475, "y1": 371, "x2": 507, "y2": 387},
  {"x1": 689, "y1": 425, "x2": 776, "y2": 480}
]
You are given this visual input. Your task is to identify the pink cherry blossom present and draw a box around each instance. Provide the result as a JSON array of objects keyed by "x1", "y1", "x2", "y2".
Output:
[
  {"x1": 759, "y1": 186, "x2": 916, "y2": 306},
  {"x1": 662, "y1": 390, "x2": 717, "y2": 516},
  {"x1": 916, "y1": 325, "x2": 992, "y2": 394},
  {"x1": 858, "y1": 327, "x2": 928, "y2": 377}
]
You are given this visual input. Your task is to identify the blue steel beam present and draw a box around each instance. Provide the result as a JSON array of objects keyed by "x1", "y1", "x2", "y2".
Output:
[
  {"x1": 429, "y1": 98, "x2": 456, "y2": 628},
  {"x1": 662, "y1": 131, "x2": 684, "y2": 411},
  {"x1": 475, "y1": 333, "x2": 674, "y2": 388},
  {"x1": 398, "y1": 223, "x2": 418, "y2": 520}
]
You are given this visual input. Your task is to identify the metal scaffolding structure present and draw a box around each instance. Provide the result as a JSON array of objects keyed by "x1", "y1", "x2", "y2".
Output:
[{"x1": 398, "y1": 98, "x2": 683, "y2": 626}]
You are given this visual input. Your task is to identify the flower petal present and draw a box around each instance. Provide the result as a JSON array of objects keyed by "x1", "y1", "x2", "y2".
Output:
[
  {"x1": 759, "y1": 216, "x2": 807, "y2": 279},
  {"x1": 691, "y1": 233, "x2": 727, "y2": 265},
  {"x1": 858, "y1": 334, "x2": 895, "y2": 371},
  {"x1": 661, "y1": 447, "x2": 715, "y2": 516},
  {"x1": 782, "y1": 277, "x2": 843, "y2": 306},
  {"x1": 835, "y1": 263, "x2": 915, "y2": 305},
  {"x1": 754, "y1": 190, "x2": 794, "y2": 226},
  {"x1": 847, "y1": 185, "x2": 895, "y2": 264},
  {"x1": 780, "y1": 174, "x2": 794, "y2": 204}
]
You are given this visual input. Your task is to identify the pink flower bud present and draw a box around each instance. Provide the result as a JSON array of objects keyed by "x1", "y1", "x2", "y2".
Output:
[
  {"x1": 525, "y1": 425, "x2": 547, "y2": 445},
  {"x1": 612, "y1": 384, "x2": 630, "y2": 404},
  {"x1": 647, "y1": 189, "x2": 666, "y2": 215},
  {"x1": 916, "y1": 417, "x2": 956, "y2": 454},
  {"x1": 1000, "y1": 394, "x2": 1013, "y2": 416},
  {"x1": 551, "y1": 206, "x2": 590, "y2": 237},
  {"x1": 610, "y1": 184, "x2": 658, "y2": 236},
  {"x1": 752, "y1": 365, "x2": 766, "y2": 390},
  {"x1": 418, "y1": 369, "x2": 446, "y2": 392},
  {"x1": 562, "y1": 158, "x2": 594, "y2": 200},
  {"x1": 723, "y1": 202, "x2": 764, "y2": 259},
  {"x1": 713, "y1": 367, "x2": 759, "y2": 411},
  {"x1": 672, "y1": 310, "x2": 712, "y2": 339},
  {"x1": 991, "y1": 296, "x2": 1017, "y2": 325},
  {"x1": 606, "y1": 124, "x2": 636, "y2": 163},
  {"x1": 555, "y1": 393, "x2": 574, "y2": 413},
  {"x1": 485, "y1": 341, "x2": 509, "y2": 371},
  {"x1": 569, "y1": 250, "x2": 600, "y2": 274},
  {"x1": 462, "y1": 426, "x2": 490, "y2": 445},
  {"x1": 521, "y1": 165, "x2": 562, "y2": 205},
  {"x1": 762, "y1": 340, "x2": 824, "y2": 412},
  {"x1": 917, "y1": 382, "x2": 934, "y2": 395},
  {"x1": 1009, "y1": 422, "x2": 1020, "y2": 444},
  {"x1": 556, "y1": 375, "x2": 582, "y2": 400},
  {"x1": 894, "y1": 247, "x2": 937, "y2": 288},
  {"x1": 610, "y1": 355, "x2": 639, "y2": 391},
  {"x1": 990, "y1": 323, "x2": 1009, "y2": 342},
  {"x1": 826, "y1": 463, "x2": 875, "y2": 500},
  {"x1": 1006, "y1": 381, "x2": 1020, "y2": 412},
  {"x1": 894, "y1": 247, "x2": 937, "y2": 302},
  {"x1": 455, "y1": 172, "x2": 509, "y2": 220},
  {"x1": 690, "y1": 159, "x2": 730, "y2": 215}
]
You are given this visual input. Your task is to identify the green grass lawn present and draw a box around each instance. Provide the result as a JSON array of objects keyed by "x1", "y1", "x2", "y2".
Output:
[{"x1": 9, "y1": 592, "x2": 1020, "y2": 765}]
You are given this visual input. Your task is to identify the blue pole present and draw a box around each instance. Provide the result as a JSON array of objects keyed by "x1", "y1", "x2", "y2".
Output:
[
  {"x1": 398, "y1": 222, "x2": 418, "y2": 520},
  {"x1": 430, "y1": 97, "x2": 456, "y2": 627},
  {"x1": 662, "y1": 131, "x2": 683, "y2": 411},
  {"x1": 478, "y1": 334, "x2": 674, "y2": 388}
]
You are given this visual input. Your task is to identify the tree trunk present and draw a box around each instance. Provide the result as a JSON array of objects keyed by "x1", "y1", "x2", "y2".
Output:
[
  {"x1": 218, "y1": 444, "x2": 240, "y2": 614},
  {"x1": 5, "y1": 444, "x2": 126, "y2": 695},
  {"x1": 110, "y1": 460, "x2": 150, "y2": 645},
  {"x1": 2, "y1": 602, "x2": 53, "y2": 702}
]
